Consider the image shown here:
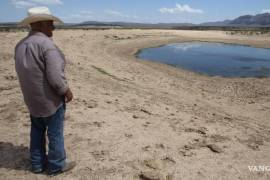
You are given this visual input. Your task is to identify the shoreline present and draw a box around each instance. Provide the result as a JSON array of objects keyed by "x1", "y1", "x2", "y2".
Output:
[
  {"x1": 134, "y1": 41, "x2": 270, "y2": 79},
  {"x1": 120, "y1": 30, "x2": 270, "y2": 80}
]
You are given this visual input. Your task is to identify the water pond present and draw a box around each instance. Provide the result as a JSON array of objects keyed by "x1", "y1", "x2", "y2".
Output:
[{"x1": 137, "y1": 42, "x2": 270, "y2": 77}]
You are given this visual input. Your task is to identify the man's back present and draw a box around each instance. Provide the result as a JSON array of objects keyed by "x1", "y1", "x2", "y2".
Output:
[{"x1": 15, "y1": 32, "x2": 68, "y2": 117}]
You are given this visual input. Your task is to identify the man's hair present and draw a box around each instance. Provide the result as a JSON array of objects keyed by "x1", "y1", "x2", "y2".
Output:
[
  {"x1": 30, "y1": 21, "x2": 53, "y2": 31},
  {"x1": 30, "y1": 21, "x2": 43, "y2": 31}
]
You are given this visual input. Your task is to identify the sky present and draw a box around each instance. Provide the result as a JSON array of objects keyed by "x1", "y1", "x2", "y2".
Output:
[{"x1": 1, "y1": 0, "x2": 270, "y2": 24}]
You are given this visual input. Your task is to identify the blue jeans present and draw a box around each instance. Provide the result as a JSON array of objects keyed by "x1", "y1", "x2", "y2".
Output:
[{"x1": 30, "y1": 104, "x2": 66, "y2": 172}]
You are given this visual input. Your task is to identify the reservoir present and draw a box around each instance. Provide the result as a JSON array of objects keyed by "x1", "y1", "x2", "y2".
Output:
[{"x1": 137, "y1": 42, "x2": 270, "y2": 77}]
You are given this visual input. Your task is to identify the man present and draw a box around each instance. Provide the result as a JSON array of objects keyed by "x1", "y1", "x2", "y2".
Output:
[{"x1": 15, "y1": 7, "x2": 75, "y2": 175}]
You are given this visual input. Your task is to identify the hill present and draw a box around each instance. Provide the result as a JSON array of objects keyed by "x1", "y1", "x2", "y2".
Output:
[{"x1": 201, "y1": 13, "x2": 270, "y2": 26}]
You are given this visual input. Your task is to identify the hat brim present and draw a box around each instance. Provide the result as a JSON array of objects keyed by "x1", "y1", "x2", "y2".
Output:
[{"x1": 19, "y1": 14, "x2": 63, "y2": 26}]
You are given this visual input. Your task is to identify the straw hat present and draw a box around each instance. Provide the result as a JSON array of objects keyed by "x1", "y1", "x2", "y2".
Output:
[{"x1": 20, "y1": 6, "x2": 63, "y2": 26}]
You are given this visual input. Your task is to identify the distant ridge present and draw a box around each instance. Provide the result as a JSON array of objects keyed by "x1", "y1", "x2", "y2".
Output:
[
  {"x1": 230, "y1": 13, "x2": 270, "y2": 26},
  {"x1": 78, "y1": 13, "x2": 270, "y2": 27},
  {"x1": 201, "y1": 13, "x2": 270, "y2": 26},
  {"x1": 77, "y1": 21, "x2": 194, "y2": 28}
]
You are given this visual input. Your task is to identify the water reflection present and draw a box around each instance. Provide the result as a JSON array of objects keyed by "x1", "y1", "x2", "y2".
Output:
[{"x1": 168, "y1": 43, "x2": 202, "y2": 51}]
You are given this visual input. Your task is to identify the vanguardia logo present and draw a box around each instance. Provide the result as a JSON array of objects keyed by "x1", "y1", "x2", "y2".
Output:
[{"x1": 248, "y1": 166, "x2": 270, "y2": 172}]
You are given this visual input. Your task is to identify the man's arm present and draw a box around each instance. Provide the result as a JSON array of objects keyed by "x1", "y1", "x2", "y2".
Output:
[{"x1": 44, "y1": 47, "x2": 73, "y2": 103}]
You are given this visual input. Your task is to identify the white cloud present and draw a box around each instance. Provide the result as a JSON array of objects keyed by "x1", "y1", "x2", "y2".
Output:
[
  {"x1": 60, "y1": 10, "x2": 95, "y2": 22},
  {"x1": 30, "y1": 0, "x2": 63, "y2": 5},
  {"x1": 11, "y1": 0, "x2": 35, "y2": 8},
  {"x1": 262, "y1": 9, "x2": 270, "y2": 13},
  {"x1": 61, "y1": 9, "x2": 139, "y2": 23},
  {"x1": 159, "y1": 4, "x2": 204, "y2": 14},
  {"x1": 104, "y1": 10, "x2": 127, "y2": 17},
  {"x1": 104, "y1": 10, "x2": 140, "y2": 20},
  {"x1": 11, "y1": 0, "x2": 63, "y2": 8}
]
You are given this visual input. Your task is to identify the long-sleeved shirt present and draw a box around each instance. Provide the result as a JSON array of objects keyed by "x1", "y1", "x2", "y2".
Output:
[{"x1": 15, "y1": 31, "x2": 68, "y2": 117}]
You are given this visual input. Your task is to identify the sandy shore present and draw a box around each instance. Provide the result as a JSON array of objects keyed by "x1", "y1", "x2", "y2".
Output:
[{"x1": 0, "y1": 29, "x2": 270, "y2": 180}]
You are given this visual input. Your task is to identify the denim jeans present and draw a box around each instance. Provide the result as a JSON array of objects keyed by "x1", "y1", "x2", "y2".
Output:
[{"x1": 30, "y1": 103, "x2": 66, "y2": 172}]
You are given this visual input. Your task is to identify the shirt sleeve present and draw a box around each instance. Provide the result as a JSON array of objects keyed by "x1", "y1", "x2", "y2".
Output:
[{"x1": 44, "y1": 44, "x2": 69, "y2": 96}]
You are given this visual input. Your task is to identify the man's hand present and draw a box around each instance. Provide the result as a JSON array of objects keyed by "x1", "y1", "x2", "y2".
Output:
[{"x1": 65, "y1": 88, "x2": 73, "y2": 103}]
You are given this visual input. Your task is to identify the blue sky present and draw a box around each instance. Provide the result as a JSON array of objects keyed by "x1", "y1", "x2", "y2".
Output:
[{"x1": 1, "y1": 0, "x2": 270, "y2": 23}]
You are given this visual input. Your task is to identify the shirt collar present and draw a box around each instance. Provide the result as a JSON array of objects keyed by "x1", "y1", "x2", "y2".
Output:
[
  {"x1": 28, "y1": 31, "x2": 48, "y2": 38},
  {"x1": 28, "y1": 31, "x2": 53, "y2": 40}
]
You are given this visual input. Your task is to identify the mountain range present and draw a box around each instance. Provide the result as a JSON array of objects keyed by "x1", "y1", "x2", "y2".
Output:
[
  {"x1": 78, "y1": 13, "x2": 270, "y2": 27},
  {"x1": 201, "y1": 13, "x2": 270, "y2": 26}
]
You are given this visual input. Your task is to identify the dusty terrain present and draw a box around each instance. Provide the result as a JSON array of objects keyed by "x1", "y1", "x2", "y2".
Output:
[{"x1": 0, "y1": 29, "x2": 270, "y2": 180}]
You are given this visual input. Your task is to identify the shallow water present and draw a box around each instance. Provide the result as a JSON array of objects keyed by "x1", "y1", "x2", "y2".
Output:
[{"x1": 137, "y1": 42, "x2": 270, "y2": 77}]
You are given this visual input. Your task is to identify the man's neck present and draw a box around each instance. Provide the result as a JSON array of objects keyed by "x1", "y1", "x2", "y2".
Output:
[{"x1": 28, "y1": 31, "x2": 52, "y2": 40}]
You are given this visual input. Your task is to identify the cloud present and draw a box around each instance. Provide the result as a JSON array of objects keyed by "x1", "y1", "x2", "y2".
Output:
[
  {"x1": 11, "y1": 0, "x2": 63, "y2": 8},
  {"x1": 159, "y1": 4, "x2": 204, "y2": 14},
  {"x1": 30, "y1": 0, "x2": 62, "y2": 5},
  {"x1": 104, "y1": 10, "x2": 127, "y2": 17},
  {"x1": 60, "y1": 10, "x2": 95, "y2": 22},
  {"x1": 11, "y1": 0, "x2": 35, "y2": 8},
  {"x1": 61, "y1": 9, "x2": 139, "y2": 23},
  {"x1": 262, "y1": 9, "x2": 270, "y2": 13},
  {"x1": 104, "y1": 10, "x2": 140, "y2": 20}
]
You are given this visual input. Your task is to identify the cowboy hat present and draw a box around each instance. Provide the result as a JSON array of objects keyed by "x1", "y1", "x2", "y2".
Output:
[{"x1": 20, "y1": 6, "x2": 63, "y2": 26}]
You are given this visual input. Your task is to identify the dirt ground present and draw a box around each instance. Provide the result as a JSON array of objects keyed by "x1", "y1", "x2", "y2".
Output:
[{"x1": 0, "y1": 29, "x2": 270, "y2": 180}]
